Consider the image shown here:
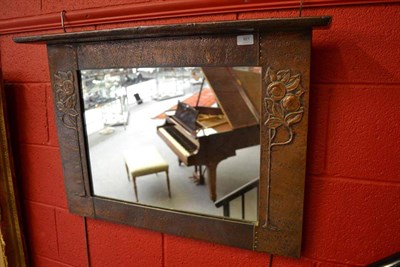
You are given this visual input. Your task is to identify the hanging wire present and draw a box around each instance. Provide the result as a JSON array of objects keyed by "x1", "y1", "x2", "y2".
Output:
[
  {"x1": 299, "y1": 0, "x2": 303, "y2": 17},
  {"x1": 61, "y1": 10, "x2": 67, "y2": 33}
]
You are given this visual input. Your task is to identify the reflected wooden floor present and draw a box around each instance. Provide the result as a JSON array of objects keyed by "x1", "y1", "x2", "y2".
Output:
[{"x1": 86, "y1": 93, "x2": 259, "y2": 222}]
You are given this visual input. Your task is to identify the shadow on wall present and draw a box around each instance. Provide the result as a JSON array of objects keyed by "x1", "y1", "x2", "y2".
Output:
[{"x1": 311, "y1": 42, "x2": 397, "y2": 84}]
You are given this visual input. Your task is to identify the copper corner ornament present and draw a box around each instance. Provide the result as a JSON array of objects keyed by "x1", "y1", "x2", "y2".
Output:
[{"x1": 54, "y1": 71, "x2": 79, "y2": 131}]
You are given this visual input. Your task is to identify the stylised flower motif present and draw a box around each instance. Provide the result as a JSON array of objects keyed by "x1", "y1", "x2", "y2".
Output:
[
  {"x1": 282, "y1": 94, "x2": 300, "y2": 112},
  {"x1": 267, "y1": 82, "x2": 286, "y2": 101},
  {"x1": 54, "y1": 71, "x2": 78, "y2": 131},
  {"x1": 263, "y1": 68, "x2": 305, "y2": 146},
  {"x1": 63, "y1": 79, "x2": 74, "y2": 95}
]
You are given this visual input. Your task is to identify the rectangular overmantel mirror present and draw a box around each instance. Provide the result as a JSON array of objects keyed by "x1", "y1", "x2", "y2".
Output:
[{"x1": 14, "y1": 17, "x2": 331, "y2": 258}]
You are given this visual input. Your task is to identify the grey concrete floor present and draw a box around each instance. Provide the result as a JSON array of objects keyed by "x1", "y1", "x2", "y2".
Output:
[{"x1": 85, "y1": 84, "x2": 259, "y2": 222}]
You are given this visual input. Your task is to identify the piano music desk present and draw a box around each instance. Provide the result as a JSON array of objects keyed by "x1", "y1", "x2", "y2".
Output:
[{"x1": 123, "y1": 146, "x2": 171, "y2": 202}]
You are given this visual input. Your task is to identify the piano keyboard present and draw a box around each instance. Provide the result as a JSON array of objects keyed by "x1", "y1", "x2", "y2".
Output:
[{"x1": 162, "y1": 126, "x2": 198, "y2": 153}]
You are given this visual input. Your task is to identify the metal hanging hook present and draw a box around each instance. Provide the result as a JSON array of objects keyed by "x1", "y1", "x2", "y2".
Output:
[{"x1": 61, "y1": 10, "x2": 67, "y2": 33}]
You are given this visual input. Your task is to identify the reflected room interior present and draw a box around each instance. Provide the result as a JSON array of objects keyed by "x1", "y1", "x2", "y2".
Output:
[{"x1": 81, "y1": 67, "x2": 261, "y2": 221}]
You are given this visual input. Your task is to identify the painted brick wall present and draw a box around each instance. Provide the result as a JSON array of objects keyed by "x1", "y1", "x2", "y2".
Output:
[{"x1": 1, "y1": 2, "x2": 399, "y2": 266}]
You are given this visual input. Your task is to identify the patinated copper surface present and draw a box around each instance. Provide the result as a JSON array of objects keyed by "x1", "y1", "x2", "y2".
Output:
[
  {"x1": 14, "y1": 17, "x2": 331, "y2": 257},
  {"x1": 14, "y1": 17, "x2": 330, "y2": 44},
  {"x1": 257, "y1": 30, "x2": 312, "y2": 256}
]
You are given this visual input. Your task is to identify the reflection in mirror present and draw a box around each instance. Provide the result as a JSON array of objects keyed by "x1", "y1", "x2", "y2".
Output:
[{"x1": 81, "y1": 67, "x2": 261, "y2": 221}]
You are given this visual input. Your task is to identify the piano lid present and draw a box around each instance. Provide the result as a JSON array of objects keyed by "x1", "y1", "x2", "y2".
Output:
[{"x1": 202, "y1": 67, "x2": 260, "y2": 129}]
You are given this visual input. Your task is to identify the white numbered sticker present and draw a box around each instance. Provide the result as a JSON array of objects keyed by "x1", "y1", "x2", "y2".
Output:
[{"x1": 237, "y1": 35, "x2": 254, "y2": 46}]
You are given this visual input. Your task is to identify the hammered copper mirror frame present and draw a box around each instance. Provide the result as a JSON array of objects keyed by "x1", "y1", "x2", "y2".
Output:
[{"x1": 14, "y1": 17, "x2": 331, "y2": 257}]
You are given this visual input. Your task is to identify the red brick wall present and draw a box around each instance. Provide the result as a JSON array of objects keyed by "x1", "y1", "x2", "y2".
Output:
[{"x1": 1, "y1": 2, "x2": 399, "y2": 266}]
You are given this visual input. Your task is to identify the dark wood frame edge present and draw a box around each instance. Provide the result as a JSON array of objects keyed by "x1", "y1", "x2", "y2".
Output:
[{"x1": 0, "y1": 70, "x2": 28, "y2": 267}]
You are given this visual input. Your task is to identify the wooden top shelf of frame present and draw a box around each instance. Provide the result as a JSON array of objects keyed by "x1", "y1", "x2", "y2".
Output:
[{"x1": 14, "y1": 16, "x2": 331, "y2": 44}]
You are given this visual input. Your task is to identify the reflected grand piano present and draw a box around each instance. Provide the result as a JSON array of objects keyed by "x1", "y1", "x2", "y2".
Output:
[{"x1": 157, "y1": 67, "x2": 261, "y2": 201}]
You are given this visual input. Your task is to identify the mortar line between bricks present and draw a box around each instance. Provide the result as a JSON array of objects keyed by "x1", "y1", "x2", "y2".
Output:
[
  {"x1": 299, "y1": 256, "x2": 326, "y2": 266},
  {"x1": 36, "y1": 255, "x2": 76, "y2": 267},
  {"x1": 54, "y1": 207, "x2": 61, "y2": 259},
  {"x1": 311, "y1": 175, "x2": 400, "y2": 187},
  {"x1": 306, "y1": 253, "x2": 367, "y2": 266},
  {"x1": 24, "y1": 199, "x2": 68, "y2": 210},
  {"x1": 307, "y1": 255, "x2": 365, "y2": 267},
  {"x1": 20, "y1": 142, "x2": 59, "y2": 149},
  {"x1": 4, "y1": 81, "x2": 51, "y2": 85},
  {"x1": 54, "y1": 206, "x2": 70, "y2": 212}
]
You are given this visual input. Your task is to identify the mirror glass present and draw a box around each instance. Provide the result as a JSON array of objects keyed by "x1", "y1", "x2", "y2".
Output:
[{"x1": 81, "y1": 67, "x2": 261, "y2": 221}]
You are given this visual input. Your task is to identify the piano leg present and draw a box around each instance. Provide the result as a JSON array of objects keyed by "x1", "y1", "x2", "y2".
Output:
[
  {"x1": 207, "y1": 162, "x2": 218, "y2": 202},
  {"x1": 191, "y1": 165, "x2": 205, "y2": 185}
]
